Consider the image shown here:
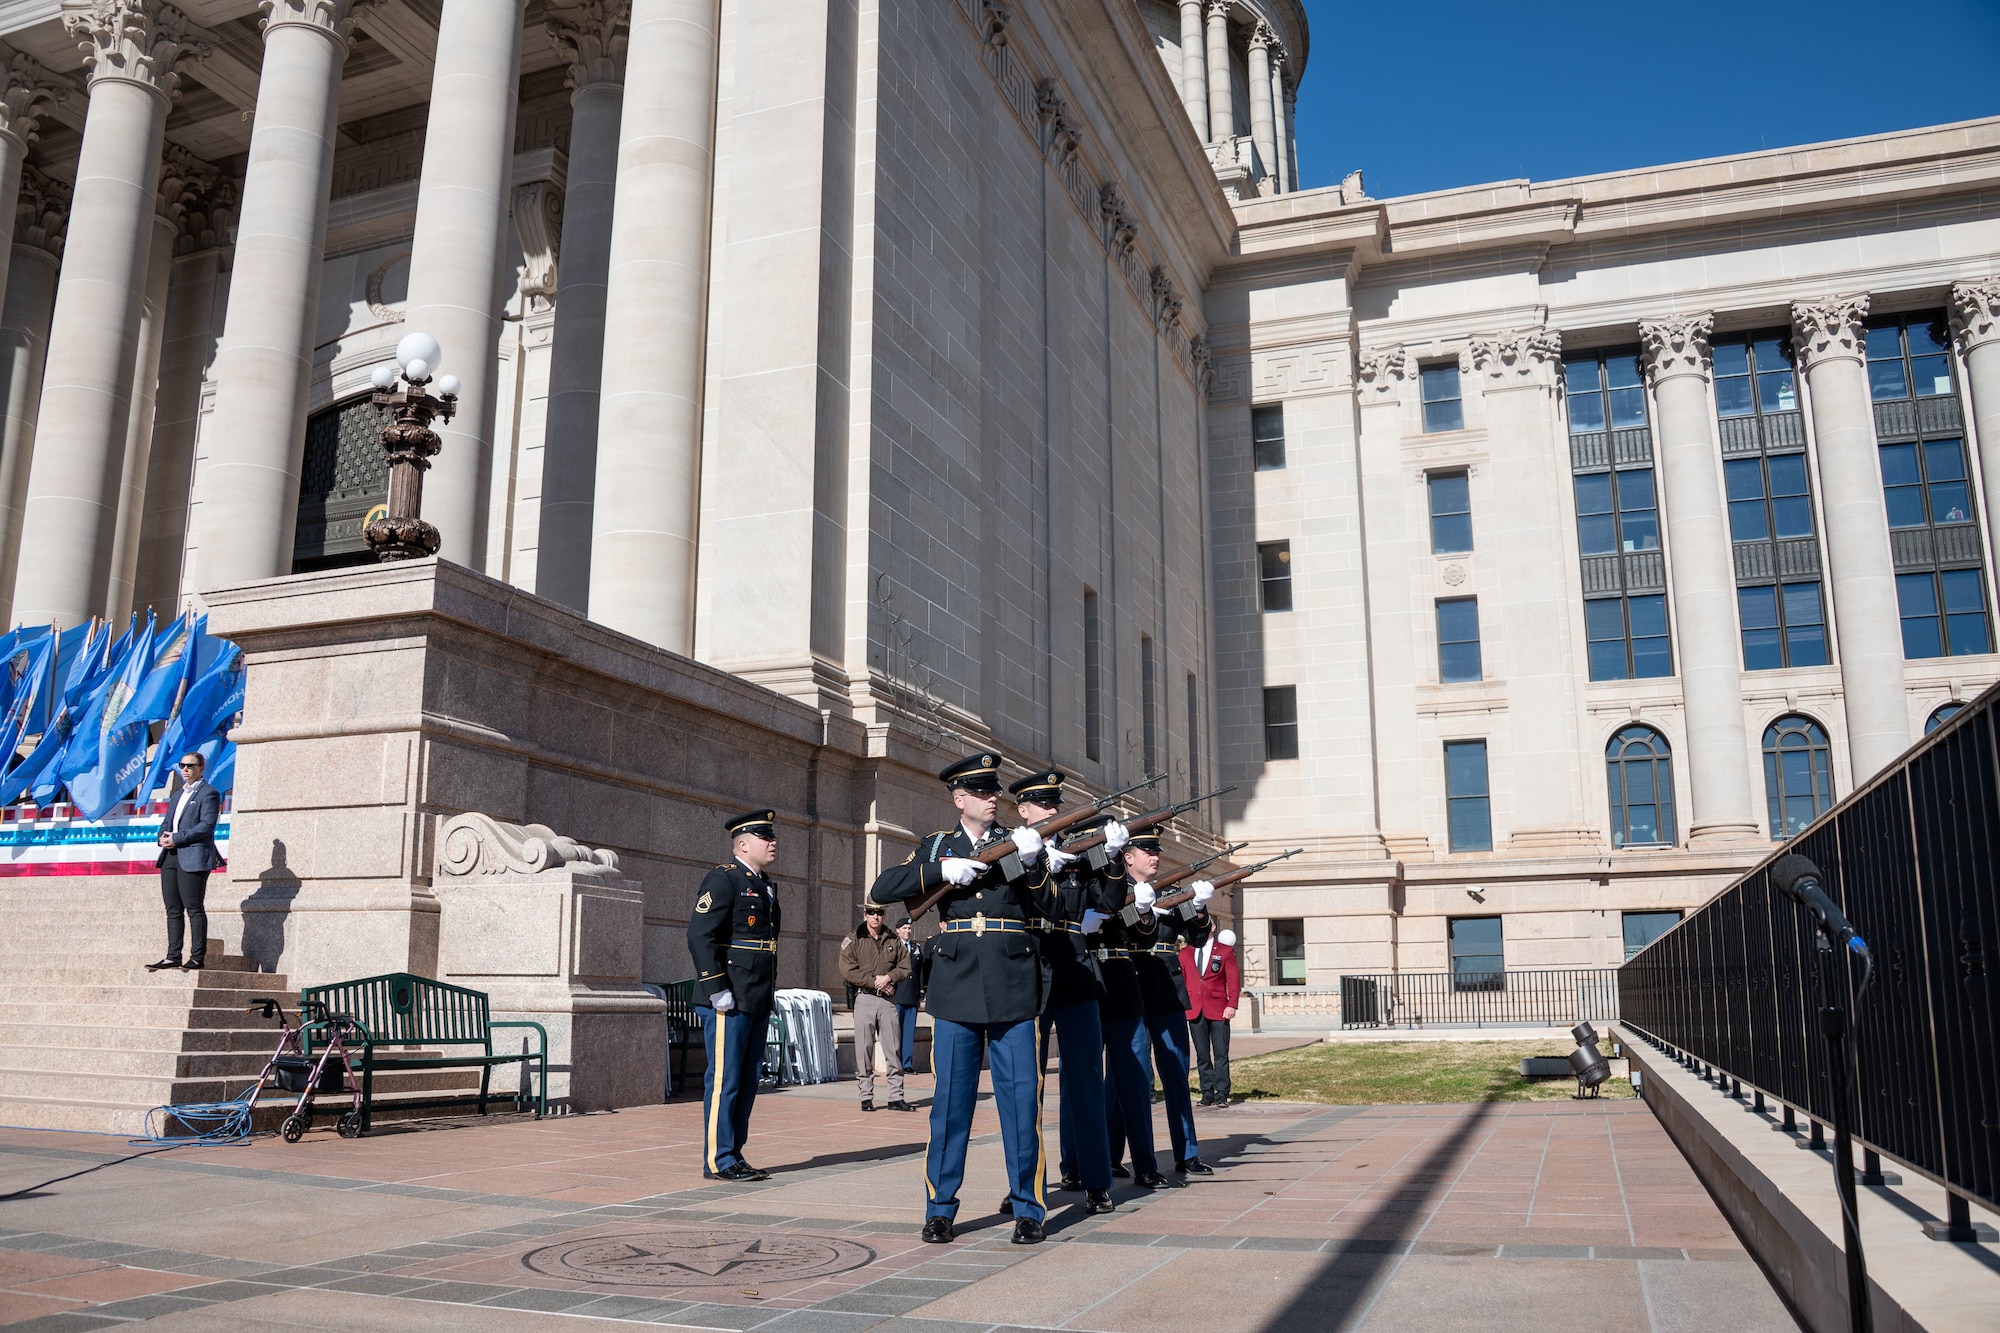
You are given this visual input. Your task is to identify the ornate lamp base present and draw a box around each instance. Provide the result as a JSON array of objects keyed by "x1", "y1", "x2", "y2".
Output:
[{"x1": 365, "y1": 514, "x2": 441, "y2": 561}]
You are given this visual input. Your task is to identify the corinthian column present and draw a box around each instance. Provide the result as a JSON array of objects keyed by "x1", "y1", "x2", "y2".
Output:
[
  {"x1": 1267, "y1": 48, "x2": 1289, "y2": 196},
  {"x1": 588, "y1": 0, "x2": 719, "y2": 651},
  {"x1": 1951, "y1": 279, "x2": 2000, "y2": 575},
  {"x1": 1640, "y1": 313, "x2": 1760, "y2": 843},
  {"x1": 0, "y1": 55, "x2": 65, "y2": 320},
  {"x1": 192, "y1": 0, "x2": 353, "y2": 593},
  {"x1": 402, "y1": 0, "x2": 526, "y2": 569},
  {"x1": 1175, "y1": 0, "x2": 1205, "y2": 138},
  {"x1": 1203, "y1": 0, "x2": 1232, "y2": 144},
  {"x1": 534, "y1": 1, "x2": 626, "y2": 615},
  {"x1": 0, "y1": 170, "x2": 67, "y2": 628},
  {"x1": 15, "y1": 0, "x2": 203, "y2": 629},
  {"x1": 1246, "y1": 25, "x2": 1277, "y2": 185},
  {"x1": 1792, "y1": 294, "x2": 1909, "y2": 780}
]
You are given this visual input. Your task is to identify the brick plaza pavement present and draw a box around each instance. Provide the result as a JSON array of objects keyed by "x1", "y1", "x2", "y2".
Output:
[{"x1": 0, "y1": 1068, "x2": 1796, "y2": 1331}]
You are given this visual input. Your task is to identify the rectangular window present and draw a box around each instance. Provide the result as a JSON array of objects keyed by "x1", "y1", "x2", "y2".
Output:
[
  {"x1": 1257, "y1": 541, "x2": 1293, "y2": 612},
  {"x1": 1141, "y1": 635, "x2": 1158, "y2": 775},
  {"x1": 1448, "y1": 916, "x2": 1504, "y2": 991},
  {"x1": 1269, "y1": 918, "x2": 1307, "y2": 986},
  {"x1": 1866, "y1": 314, "x2": 1955, "y2": 403},
  {"x1": 1574, "y1": 467, "x2": 1660, "y2": 556},
  {"x1": 1584, "y1": 593, "x2": 1672, "y2": 681},
  {"x1": 1711, "y1": 336, "x2": 1797, "y2": 418},
  {"x1": 1185, "y1": 673, "x2": 1200, "y2": 798},
  {"x1": 1880, "y1": 438, "x2": 1975, "y2": 529},
  {"x1": 1899, "y1": 570, "x2": 1993, "y2": 659},
  {"x1": 1562, "y1": 351, "x2": 1648, "y2": 432},
  {"x1": 1622, "y1": 910, "x2": 1682, "y2": 960},
  {"x1": 1083, "y1": 589, "x2": 1102, "y2": 763},
  {"x1": 1252, "y1": 404, "x2": 1286, "y2": 470},
  {"x1": 1725, "y1": 454, "x2": 1816, "y2": 543},
  {"x1": 1436, "y1": 597, "x2": 1482, "y2": 683},
  {"x1": 1738, "y1": 582, "x2": 1829, "y2": 670},
  {"x1": 1420, "y1": 364, "x2": 1463, "y2": 433},
  {"x1": 1444, "y1": 739, "x2": 1491, "y2": 852},
  {"x1": 1262, "y1": 685, "x2": 1299, "y2": 761},
  {"x1": 1428, "y1": 471, "x2": 1472, "y2": 553}
]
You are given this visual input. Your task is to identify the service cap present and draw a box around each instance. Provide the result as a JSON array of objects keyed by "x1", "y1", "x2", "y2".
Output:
[{"x1": 938, "y1": 751, "x2": 1004, "y2": 793}]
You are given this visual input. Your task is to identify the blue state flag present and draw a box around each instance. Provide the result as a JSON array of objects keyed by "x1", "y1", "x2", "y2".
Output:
[
  {"x1": 198, "y1": 736, "x2": 235, "y2": 795},
  {"x1": 68, "y1": 618, "x2": 156, "y2": 820},
  {"x1": 139, "y1": 640, "x2": 242, "y2": 801},
  {"x1": 61, "y1": 621, "x2": 110, "y2": 716},
  {"x1": 26, "y1": 624, "x2": 79, "y2": 737},
  {"x1": 0, "y1": 625, "x2": 50, "y2": 718},
  {"x1": 3, "y1": 709, "x2": 72, "y2": 807},
  {"x1": 127, "y1": 612, "x2": 194, "y2": 724}
]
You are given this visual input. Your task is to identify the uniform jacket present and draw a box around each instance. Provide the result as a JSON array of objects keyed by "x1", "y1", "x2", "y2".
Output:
[
  {"x1": 1180, "y1": 937, "x2": 1241, "y2": 1021},
  {"x1": 1092, "y1": 859, "x2": 1144, "y2": 1023},
  {"x1": 867, "y1": 823, "x2": 1051, "y2": 1025},
  {"x1": 156, "y1": 780, "x2": 224, "y2": 873},
  {"x1": 1040, "y1": 834, "x2": 1125, "y2": 1009},
  {"x1": 838, "y1": 925, "x2": 911, "y2": 1001},
  {"x1": 892, "y1": 940, "x2": 927, "y2": 1007},
  {"x1": 1129, "y1": 903, "x2": 1212, "y2": 1015},
  {"x1": 687, "y1": 858, "x2": 781, "y2": 1016}
]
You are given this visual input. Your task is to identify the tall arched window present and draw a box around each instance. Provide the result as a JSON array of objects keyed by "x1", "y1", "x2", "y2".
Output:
[
  {"x1": 1764, "y1": 715, "x2": 1833, "y2": 839},
  {"x1": 1606, "y1": 725, "x2": 1676, "y2": 848},
  {"x1": 1925, "y1": 702, "x2": 1965, "y2": 734}
]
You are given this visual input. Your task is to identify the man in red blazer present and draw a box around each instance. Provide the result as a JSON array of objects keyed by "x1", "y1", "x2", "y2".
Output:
[{"x1": 1181, "y1": 927, "x2": 1241, "y2": 1108}]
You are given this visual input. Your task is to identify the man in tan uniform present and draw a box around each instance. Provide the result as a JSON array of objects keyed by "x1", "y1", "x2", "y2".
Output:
[{"x1": 839, "y1": 905, "x2": 914, "y2": 1112}]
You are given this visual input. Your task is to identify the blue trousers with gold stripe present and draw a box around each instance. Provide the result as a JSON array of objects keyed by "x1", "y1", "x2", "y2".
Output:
[
  {"x1": 699, "y1": 1005, "x2": 768, "y2": 1176},
  {"x1": 1042, "y1": 1001, "x2": 1111, "y2": 1191},
  {"x1": 927, "y1": 1017, "x2": 1044, "y2": 1223}
]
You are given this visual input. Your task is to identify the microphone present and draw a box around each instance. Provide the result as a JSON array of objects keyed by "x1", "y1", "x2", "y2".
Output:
[{"x1": 1770, "y1": 853, "x2": 1869, "y2": 957}]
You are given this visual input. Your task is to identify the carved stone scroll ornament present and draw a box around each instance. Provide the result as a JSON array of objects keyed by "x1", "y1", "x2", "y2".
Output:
[
  {"x1": 1150, "y1": 265, "x2": 1183, "y2": 332},
  {"x1": 1099, "y1": 182, "x2": 1137, "y2": 260},
  {"x1": 437, "y1": 812, "x2": 622, "y2": 878},
  {"x1": 1638, "y1": 311, "x2": 1715, "y2": 383},
  {"x1": 16, "y1": 164, "x2": 71, "y2": 258},
  {"x1": 513, "y1": 178, "x2": 563, "y2": 309},
  {"x1": 61, "y1": 0, "x2": 210, "y2": 98},
  {"x1": 1189, "y1": 333, "x2": 1214, "y2": 398},
  {"x1": 1356, "y1": 344, "x2": 1408, "y2": 398},
  {"x1": 545, "y1": 0, "x2": 626, "y2": 91},
  {"x1": 1789, "y1": 294, "x2": 1870, "y2": 371},
  {"x1": 1950, "y1": 278, "x2": 2000, "y2": 353},
  {"x1": 1462, "y1": 327, "x2": 1563, "y2": 386},
  {"x1": 980, "y1": 0, "x2": 1009, "y2": 48},
  {"x1": 1034, "y1": 78, "x2": 1079, "y2": 166},
  {"x1": 0, "y1": 54, "x2": 67, "y2": 153}
]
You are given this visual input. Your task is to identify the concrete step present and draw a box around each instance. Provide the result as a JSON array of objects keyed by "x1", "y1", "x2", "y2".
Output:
[
  {"x1": 0, "y1": 962, "x2": 282, "y2": 988},
  {"x1": 0, "y1": 1000, "x2": 299, "y2": 1030},
  {"x1": 0, "y1": 1044, "x2": 281, "y2": 1078},
  {"x1": 0, "y1": 980, "x2": 297, "y2": 1009},
  {"x1": 0, "y1": 1021, "x2": 293, "y2": 1054}
]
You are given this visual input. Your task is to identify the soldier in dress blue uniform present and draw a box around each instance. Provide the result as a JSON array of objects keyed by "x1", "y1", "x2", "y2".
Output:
[
  {"x1": 868, "y1": 751, "x2": 1053, "y2": 1245},
  {"x1": 1096, "y1": 831, "x2": 1179, "y2": 1190},
  {"x1": 1115, "y1": 833, "x2": 1214, "y2": 1177},
  {"x1": 1010, "y1": 773, "x2": 1116, "y2": 1217},
  {"x1": 688, "y1": 809, "x2": 783, "y2": 1182}
]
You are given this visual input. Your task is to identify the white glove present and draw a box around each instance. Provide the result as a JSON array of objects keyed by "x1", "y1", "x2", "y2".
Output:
[
  {"x1": 710, "y1": 990, "x2": 735, "y2": 1014},
  {"x1": 1192, "y1": 879, "x2": 1215, "y2": 905},
  {"x1": 940, "y1": 857, "x2": 983, "y2": 886},
  {"x1": 1081, "y1": 908, "x2": 1110, "y2": 935},
  {"x1": 1133, "y1": 882, "x2": 1155, "y2": 911},
  {"x1": 1103, "y1": 821, "x2": 1130, "y2": 855},
  {"x1": 1011, "y1": 825, "x2": 1044, "y2": 864},
  {"x1": 1047, "y1": 846, "x2": 1079, "y2": 872}
]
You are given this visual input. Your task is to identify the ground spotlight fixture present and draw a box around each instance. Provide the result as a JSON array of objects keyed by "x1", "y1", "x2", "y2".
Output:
[{"x1": 1569, "y1": 1021, "x2": 1611, "y2": 1098}]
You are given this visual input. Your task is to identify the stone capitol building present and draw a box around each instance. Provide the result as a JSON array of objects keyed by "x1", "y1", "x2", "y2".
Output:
[{"x1": 0, "y1": 0, "x2": 1997, "y2": 1052}]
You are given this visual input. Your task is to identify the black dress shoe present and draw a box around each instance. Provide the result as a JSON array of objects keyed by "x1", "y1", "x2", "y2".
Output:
[
  {"x1": 723, "y1": 1162, "x2": 769, "y2": 1181},
  {"x1": 998, "y1": 1196, "x2": 1013, "y2": 1216},
  {"x1": 1177, "y1": 1157, "x2": 1214, "y2": 1175},
  {"x1": 181, "y1": 961, "x2": 204, "y2": 972},
  {"x1": 921, "y1": 1217, "x2": 953, "y2": 1244},
  {"x1": 886, "y1": 1100, "x2": 915, "y2": 1112},
  {"x1": 1011, "y1": 1218, "x2": 1044, "y2": 1244},
  {"x1": 1135, "y1": 1170, "x2": 1171, "y2": 1189},
  {"x1": 1055, "y1": 1173, "x2": 1082, "y2": 1192},
  {"x1": 1109, "y1": 1162, "x2": 1130, "y2": 1179},
  {"x1": 861, "y1": 1099, "x2": 875, "y2": 1112},
  {"x1": 1084, "y1": 1190, "x2": 1115, "y2": 1214},
  {"x1": 144, "y1": 958, "x2": 180, "y2": 971}
]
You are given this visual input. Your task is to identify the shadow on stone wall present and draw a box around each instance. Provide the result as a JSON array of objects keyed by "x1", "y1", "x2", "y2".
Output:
[{"x1": 239, "y1": 838, "x2": 299, "y2": 974}]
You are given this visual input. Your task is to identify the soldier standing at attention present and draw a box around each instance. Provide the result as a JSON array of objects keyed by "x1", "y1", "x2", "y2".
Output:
[
  {"x1": 868, "y1": 752, "x2": 1052, "y2": 1245},
  {"x1": 1009, "y1": 772, "x2": 1116, "y2": 1216},
  {"x1": 1122, "y1": 833, "x2": 1215, "y2": 1178},
  {"x1": 688, "y1": 809, "x2": 783, "y2": 1182},
  {"x1": 1097, "y1": 828, "x2": 1179, "y2": 1190}
]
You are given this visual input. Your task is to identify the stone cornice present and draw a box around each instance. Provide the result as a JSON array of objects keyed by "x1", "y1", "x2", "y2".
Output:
[
  {"x1": 62, "y1": 0, "x2": 208, "y2": 101},
  {"x1": 1639, "y1": 312, "x2": 1715, "y2": 384},
  {"x1": 1790, "y1": 294, "x2": 1870, "y2": 371},
  {"x1": 1462, "y1": 327, "x2": 1562, "y2": 389},
  {"x1": 0, "y1": 51, "x2": 65, "y2": 153},
  {"x1": 1950, "y1": 278, "x2": 2000, "y2": 353},
  {"x1": 545, "y1": 0, "x2": 625, "y2": 92}
]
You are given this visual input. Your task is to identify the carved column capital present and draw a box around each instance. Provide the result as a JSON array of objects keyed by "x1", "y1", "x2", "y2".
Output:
[
  {"x1": 61, "y1": 1, "x2": 209, "y2": 101},
  {"x1": 1150, "y1": 265, "x2": 1183, "y2": 332},
  {"x1": 1950, "y1": 278, "x2": 2000, "y2": 353},
  {"x1": 545, "y1": 0, "x2": 626, "y2": 92},
  {"x1": 1356, "y1": 344, "x2": 1408, "y2": 400},
  {"x1": 1034, "y1": 78, "x2": 1079, "y2": 166},
  {"x1": 514, "y1": 177, "x2": 562, "y2": 310},
  {"x1": 1249, "y1": 20, "x2": 1276, "y2": 50},
  {"x1": 1205, "y1": 0, "x2": 1232, "y2": 22},
  {"x1": 158, "y1": 143, "x2": 233, "y2": 251},
  {"x1": 257, "y1": 0, "x2": 354, "y2": 42},
  {"x1": 1639, "y1": 311, "x2": 1715, "y2": 384},
  {"x1": 1099, "y1": 182, "x2": 1136, "y2": 260},
  {"x1": 1462, "y1": 327, "x2": 1563, "y2": 388},
  {"x1": 979, "y1": 0, "x2": 1009, "y2": 48},
  {"x1": 15, "y1": 163, "x2": 71, "y2": 258},
  {"x1": 1790, "y1": 294, "x2": 1870, "y2": 371},
  {"x1": 0, "y1": 54, "x2": 68, "y2": 154}
]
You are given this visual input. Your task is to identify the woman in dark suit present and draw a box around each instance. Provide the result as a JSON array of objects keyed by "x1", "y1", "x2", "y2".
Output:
[{"x1": 148, "y1": 752, "x2": 224, "y2": 972}]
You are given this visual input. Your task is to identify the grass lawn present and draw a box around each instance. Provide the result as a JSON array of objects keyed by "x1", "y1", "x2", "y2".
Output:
[{"x1": 1216, "y1": 1039, "x2": 1636, "y2": 1105}]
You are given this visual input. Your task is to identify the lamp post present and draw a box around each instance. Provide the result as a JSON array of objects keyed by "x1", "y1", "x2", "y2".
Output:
[{"x1": 365, "y1": 332, "x2": 459, "y2": 562}]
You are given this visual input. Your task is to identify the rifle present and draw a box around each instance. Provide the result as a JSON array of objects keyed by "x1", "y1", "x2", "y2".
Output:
[
  {"x1": 1139, "y1": 846, "x2": 1303, "y2": 924},
  {"x1": 1116, "y1": 842, "x2": 1247, "y2": 924},
  {"x1": 1054, "y1": 783, "x2": 1236, "y2": 867},
  {"x1": 904, "y1": 773, "x2": 1164, "y2": 920}
]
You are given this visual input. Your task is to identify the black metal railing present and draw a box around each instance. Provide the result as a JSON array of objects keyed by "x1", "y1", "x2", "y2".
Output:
[
  {"x1": 1338, "y1": 968, "x2": 1621, "y2": 1029},
  {"x1": 1619, "y1": 679, "x2": 1999, "y2": 1215}
]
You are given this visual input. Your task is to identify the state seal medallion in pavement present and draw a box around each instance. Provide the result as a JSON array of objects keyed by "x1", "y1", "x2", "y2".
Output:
[{"x1": 522, "y1": 1228, "x2": 876, "y2": 1289}]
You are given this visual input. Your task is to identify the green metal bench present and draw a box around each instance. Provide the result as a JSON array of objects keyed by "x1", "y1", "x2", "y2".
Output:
[{"x1": 299, "y1": 972, "x2": 547, "y2": 1133}]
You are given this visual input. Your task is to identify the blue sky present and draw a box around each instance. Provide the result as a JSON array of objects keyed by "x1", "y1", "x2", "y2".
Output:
[{"x1": 1291, "y1": 0, "x2": 2000, "y2": 199}]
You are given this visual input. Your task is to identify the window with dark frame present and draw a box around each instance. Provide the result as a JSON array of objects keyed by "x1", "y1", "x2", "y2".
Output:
[
  {"x1": 1565, "y1": 348, "x2": 1673, "y2": 682},
  {"x1": 1141, "y1": 635, "x2": 1158, "y2": 775},
  {"x1": 1263, "y1": 686, "x2": 1299, "y2": 762},
  {"x1": 1252, "y1": 404, "x2": 1287, "y2": 471},
  {"x1": 1622, "y1": 910, "x2": 1682, "y2": 960},
  {"x1": 1444, "y1": 739, "x2": 1491, "y2": 852},
  {"x1": 1925, "y1": 701, "x2": 1965, "y2": 734},
  {"x1": 1606, "y1": 725, "x2": 1676, "y2": 848},
  {"x1": 1763, "y1": 714, "x2": 1834, "y2": 839},
  {"x1": 1420, "y1": 364, "x2": 1463, "y2": 433},
  {"x1": 1428, "y1": 471, "x2": 1472, "y2": 553},
  {"x1": 1448, "y1": 916, "x2": 1503, "y2": 992},
  {"x1": 1083, "y1": 589, "x2": 1102, "y2": 763},
  {"x1": 1867, "y1": 311, "x2": 1992, "y2": 659},
  {"x1": 1269, "y1": 918, "x2": 1307, "y2": 986},
  {"x1": 1435, "y1": 597, "x2": 1482, "y2": 683},
  {"x1": 1258, "y1": 541, "x2": 1293, "y2": 612}
]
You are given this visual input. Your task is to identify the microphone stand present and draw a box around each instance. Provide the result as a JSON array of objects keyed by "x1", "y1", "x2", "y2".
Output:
[{"x1": 1813, "y1": 929, "x2": 1871, "y2": 1333}]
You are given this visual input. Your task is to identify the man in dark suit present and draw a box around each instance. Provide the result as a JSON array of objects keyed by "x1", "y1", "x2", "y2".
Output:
[
  {"x1": 688, "y1": 808, "x2": 783, "y2": 1182},
  {"x1": 149, "y1": 752, "x2": 223, "y2": 972}
]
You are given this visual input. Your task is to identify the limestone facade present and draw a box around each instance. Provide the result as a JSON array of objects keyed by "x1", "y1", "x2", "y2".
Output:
[{"x1": 0, "y1": 1, "x2": 1992, "y2": 1006}]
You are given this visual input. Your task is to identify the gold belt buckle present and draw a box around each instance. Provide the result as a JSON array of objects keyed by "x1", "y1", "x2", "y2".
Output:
[{"x1": 973, "y1": 912, "x2": 987, "y2": 938}]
